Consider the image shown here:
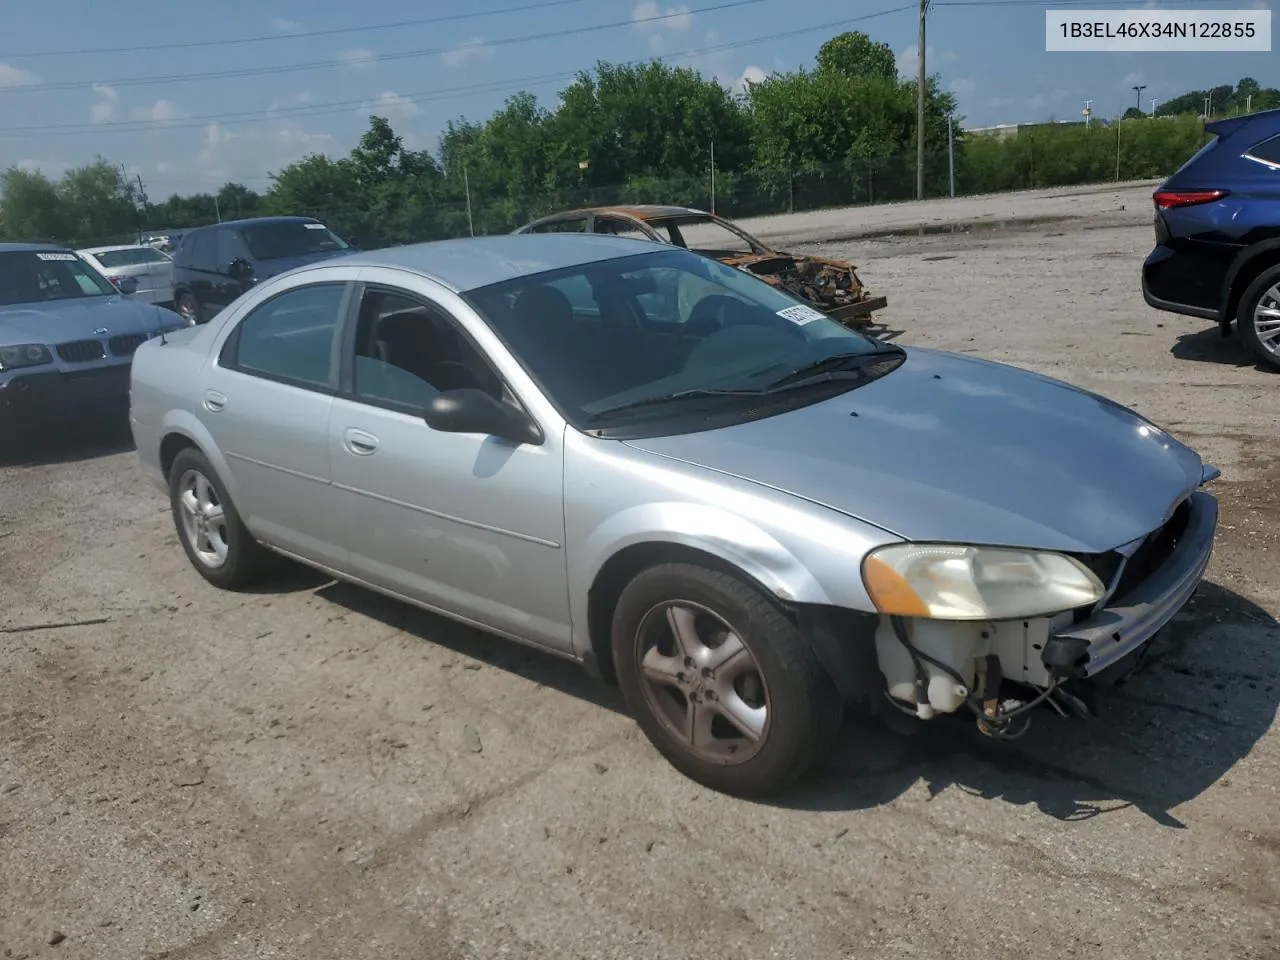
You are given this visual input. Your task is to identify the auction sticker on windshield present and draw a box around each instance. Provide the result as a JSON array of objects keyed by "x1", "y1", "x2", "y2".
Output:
[
  {"x1": 303, "y1": 223, "x2": 327, "y2": 229},
  {"x1": 35, "y1": 252, "x2": 77, "y2": 261},
  {"x1": 777, "y1": 304, "x2": 828, "y2": 324}
]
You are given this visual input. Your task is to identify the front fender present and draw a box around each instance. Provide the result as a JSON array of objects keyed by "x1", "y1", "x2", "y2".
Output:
[{"x1": 569, "y1": 500, "x2": 835, "y2": 659}]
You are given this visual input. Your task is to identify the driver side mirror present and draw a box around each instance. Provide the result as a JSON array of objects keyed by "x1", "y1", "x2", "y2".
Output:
[
  {"x1": 423, "y1": 389, "x2": 542, "y2": 445},
  {"x1": 228, "y1": 258, "x2": 255, "y2": 283},
  {"x1": 116, "y1": 275, "x2": 139, "y2": 296}
]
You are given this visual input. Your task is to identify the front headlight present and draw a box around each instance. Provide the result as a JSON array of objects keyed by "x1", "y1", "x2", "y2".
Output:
[
  {"x1": 0, "y1": 343, "x2": 53, "y2": 372},
  {"x1": 861, "y1": 542, "x2": 1106, "y2": 620}
]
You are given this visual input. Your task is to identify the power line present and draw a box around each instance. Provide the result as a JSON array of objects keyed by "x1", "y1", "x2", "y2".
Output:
[
  {"x1": 0, "y1": 0, "x2": 766, "y2": 95},
  {"x1": 0, "y1": 0, "x2": 599, "y2": 60},
  {"x1": 0, "y1": 8, "x2": 914, "y2": 140}
]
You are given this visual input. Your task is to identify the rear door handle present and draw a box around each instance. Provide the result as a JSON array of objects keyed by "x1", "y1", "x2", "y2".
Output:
[
  {"x1": 203, "y1": 390, "x2": 227, "y2": 413},
  {"x1": 343, "y1": 428, "x2": 379, "y2": 456}
]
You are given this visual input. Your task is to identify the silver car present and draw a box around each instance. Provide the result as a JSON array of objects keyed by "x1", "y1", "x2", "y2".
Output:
[
  {"x1": 128, "y1": 234, "x2": 1221, "y2": 797},
  {"x1": 78, "y1": 244, "x2": 175, "y2": 306}
]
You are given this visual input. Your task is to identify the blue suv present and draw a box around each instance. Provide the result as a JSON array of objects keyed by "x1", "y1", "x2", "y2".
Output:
[{"x1": 1142, "y1": 107, "x2": 1280, "y2": 371}]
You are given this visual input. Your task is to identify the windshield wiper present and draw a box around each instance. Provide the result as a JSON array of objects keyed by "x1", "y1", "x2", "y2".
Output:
[
  {"x1": 585, "y1": 387, "x2": 768, "y2": 422},
  {"x1": 762, "y1": 350, "x2": 902, "y2": 391}
]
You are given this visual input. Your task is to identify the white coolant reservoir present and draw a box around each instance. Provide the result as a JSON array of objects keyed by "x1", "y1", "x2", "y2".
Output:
[{"x1": 874, "y1": 617, "x2": 988, "y2": 717}]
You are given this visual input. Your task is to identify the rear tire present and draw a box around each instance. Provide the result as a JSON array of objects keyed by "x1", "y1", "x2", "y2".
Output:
[
  {"x1": 1237, "y1": 263, "x2": 1280, "y2": 373},
  {"x1": 168, "y1": 447, "x2": 270, "y2": 590},
  {"x1": 611, "y1": 561, "x2": 843, "y2": 798}
]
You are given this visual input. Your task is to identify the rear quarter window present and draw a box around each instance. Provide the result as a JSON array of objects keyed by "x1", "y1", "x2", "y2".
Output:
[{"x1": 1246, "y1": 134, "x2": 1280, "y2": 167}]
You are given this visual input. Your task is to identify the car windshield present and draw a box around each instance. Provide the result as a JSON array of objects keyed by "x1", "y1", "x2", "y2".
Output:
[
  {"x1": 92, "y1": 247, "x2": 171, "y2": 268},
  {"x1": 0, "y1": 250, "x2": 117, "y2": 306},
  {"x1": 654, "y1": 216, "x2": 766, "y2": 255},
  {"x1": 240, "y1": 221, "x2": 349, "y2": 261},
  {"x1": 465, "y1": 246, "x2": 902, "y2": 432}
]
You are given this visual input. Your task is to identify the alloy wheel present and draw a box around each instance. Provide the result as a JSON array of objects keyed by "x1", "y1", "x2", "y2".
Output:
[
  {"x1": 1253, "y1": 282, "x2": 1280, "y2": 357},
  {"x1": 633, "y1": 600, "x2": 771, "y2": 764},
  {"x1": 176, "y1": 468, "x2": 229, "y2": 568}
]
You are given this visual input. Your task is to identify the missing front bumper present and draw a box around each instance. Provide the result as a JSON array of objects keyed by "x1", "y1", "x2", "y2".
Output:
[{"x1": 1042, "y1": 490, "x2": 1218, "y2": 681}]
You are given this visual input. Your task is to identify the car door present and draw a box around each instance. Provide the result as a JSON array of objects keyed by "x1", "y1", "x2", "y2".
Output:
[
  {"x1": 185, "y1": 229, "x2": 219, "y2": 312},
  {"x1": 141, "y1": 246, "x2": 175, "y2": 303},
  {"x1": 326, "y1": 270, "x2": 573, "y2": 653},
  {"x1": 200, "y1": 271, "x2": 358, "y2": 569},
  {"x1": 212, "y1": 227, "x2": 254, "y2": 311}
]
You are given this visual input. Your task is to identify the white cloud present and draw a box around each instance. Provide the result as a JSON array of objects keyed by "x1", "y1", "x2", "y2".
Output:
[
  {"x1": 271, "y1": 16, "x2": 300, "y2": 32},
  {"x1": 950, "y1": 77, "x2": 976, "y2": 96},
  {"x1": 631, "y1": 1, "x2": 694, "y2": 52},
  {"x1": 16, "y1": 158, "x2": 69, "y2": 178},
  {"x1": 360, "y1": 90, "x2": 420, "y2": 119},
  {"x1": 274, "y1": 122, "x2": 335, "y2": 156},
  {"x1": 337, "y1": 48, "x2": 376, "y2": 69},
  {"x1": 442, "y1": 38, "x2": 493, "y2": 67},
  {"x1": 985, "y1": 95, "x2": 1015, "y2": 109},
  {"x1": 90, "y1": 84, "x2": 119, "y2": 123},
  {"x1": 1122, "y1": 71, "x2": 1147, "y2": 88},
  {"x1": 734, "y1": 64, "x2": 766, "y2": 93},
  {"x1": 895, "y1": 45, "x2": 959, "y2": 77},
  {"x1": 156, "y1": 161, "x2": 171, "y2": 174},
  {"x1": 267, "y1": 90, "x2": 317, "y2": 117},
  {"x1": 199, "y1": 121, "x2": 237, "y2": 170},
  {"x1": 131, "y1": 99, "x2": 182, "y2": 123},
  {"x1": 0, "y1": 62, "x2": 40, "y2": 88}
]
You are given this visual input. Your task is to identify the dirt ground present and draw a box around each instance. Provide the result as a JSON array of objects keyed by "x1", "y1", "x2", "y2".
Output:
[{"x1": 2, "y1": 181, "x2": 1278, "y2": 960}]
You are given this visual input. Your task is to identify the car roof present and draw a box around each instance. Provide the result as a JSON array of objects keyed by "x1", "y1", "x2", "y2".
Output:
[
  {"x1": 79, "y1": 244, "x2": 157, "y2": 254},
  {"x1": 533, "y1": 204, "x2": 712, "y2": 223},
  {"x1": 0, "y1": 241, "x2": 73, "y2": 253},
  {"x1": 300, "y1": 233, "x2": 667, "y2": 293}
]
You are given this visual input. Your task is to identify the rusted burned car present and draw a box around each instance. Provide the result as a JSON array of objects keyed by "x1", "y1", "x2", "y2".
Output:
[{"x1": 513, "y1": 205, "x2": 888, "y2": 328}]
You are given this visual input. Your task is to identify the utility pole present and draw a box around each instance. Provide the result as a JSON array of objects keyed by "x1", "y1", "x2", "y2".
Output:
[
  {"x1": 463, "y1": 165, "x2": 474, "y2": 237},
  {"x1": 134, "y1": 173, "x2": 148, "y2": 244},
  {"x1": 710, "y1": 137, "x2": 716, "y2": 215},
  {"x1": 1082, "y1": 99, "x2": 1093, "y2": 128},
  {"x1": 1132, "y1": 84, "x2": 1146, "y2": 113},
  {"x1": 214, "y1": 195, "x2": 221, "y2": 223},
  {"x1": 947, "y1": 114, "x2": 955, "y2": 198},
  {"x1": 1150, "y1": 97, "x2": 1159, "y2": 115},
  {"x1": 1115, "y1": 112, "x2": 1122, "y2": 180},
  {"x1": 916, "y1": 0, "x2": 929, "y2": 200}
]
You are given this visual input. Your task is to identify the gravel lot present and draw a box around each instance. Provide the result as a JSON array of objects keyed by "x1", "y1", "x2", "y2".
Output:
[{"x1": 2, "y1": 180, "x2": 1278, "y2": 960}]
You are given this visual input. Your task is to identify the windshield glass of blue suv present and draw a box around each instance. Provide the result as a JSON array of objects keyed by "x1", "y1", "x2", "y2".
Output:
[
  {"x1": 464, "y1": 247, "x2": 902, "y2": 426},
  {"x1": 239, "y1": 221, "x2": 349, "y2": 261},
  {"x1": 0, "y1": 251, "x2": 116, "y2": 306}
]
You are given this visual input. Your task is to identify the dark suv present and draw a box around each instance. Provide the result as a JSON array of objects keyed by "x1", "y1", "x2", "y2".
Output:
[
  {"x1": 170, "y1": 215, "x2": 353, "y2": 324},
  {"x1": 1142, "y1": 108, "x2": 1280, "y2": 371}
]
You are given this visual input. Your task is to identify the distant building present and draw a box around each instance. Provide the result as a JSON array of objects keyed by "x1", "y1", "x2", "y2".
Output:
[{"x1": 966, "y1": 119, "x2": 1108, "y2": 138}]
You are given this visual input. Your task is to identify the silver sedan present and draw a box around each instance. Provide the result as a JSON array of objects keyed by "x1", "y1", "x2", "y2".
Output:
[{"x1": 128, "y1": 233, "x2": 1221, "y2": 797}]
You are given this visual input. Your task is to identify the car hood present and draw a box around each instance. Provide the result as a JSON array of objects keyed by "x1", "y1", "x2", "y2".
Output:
[
  {"x1": 0, "y1": 297, "x2": 177, "y2": 346},
  {"x1": 256, "y1": 248, "x2": 353, "y2": 277},
  {"x1": 623, "y1": 347, "x2": 1206, "y2": 554}
]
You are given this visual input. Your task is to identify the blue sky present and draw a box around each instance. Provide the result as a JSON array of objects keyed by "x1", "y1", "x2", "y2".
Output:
[{"x1": 0, "y1": 0, "x2": 1275, "y2": 197}]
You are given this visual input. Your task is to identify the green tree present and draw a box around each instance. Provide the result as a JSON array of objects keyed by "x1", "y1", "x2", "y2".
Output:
[
  {"x1": 0, "y1": 166, "x2": 68, "y2": 241},
  {"x1": 815, "y1": 31, "x2": 897, "y2": 81}
]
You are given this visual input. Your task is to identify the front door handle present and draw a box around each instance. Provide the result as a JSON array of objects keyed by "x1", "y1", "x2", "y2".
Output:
[
  {"x1": 343, "y1": 428, "x2": 379, "y2": 456},
  {"x1": 203, "y1": 390, "x2": 227, "y2": 413}
]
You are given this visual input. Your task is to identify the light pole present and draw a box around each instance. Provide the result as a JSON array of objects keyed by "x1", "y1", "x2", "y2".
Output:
[
  {"x1": 1133, "y1": 84, "x2": 1146, "y2": 113},
  {"x1": 1150, "y1": 97, "x2": 1159, "y2": 115},
  {"x1": 915, "y1": 0, "x2": 929, "y2": 200},
  {"x1": 1082, "y1": 99, "x2": 1093, "y2": 128}
]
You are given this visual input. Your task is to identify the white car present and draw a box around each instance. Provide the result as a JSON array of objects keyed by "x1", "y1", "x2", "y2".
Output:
[{"x1": 77, "y1": 244, "x2": 175, "y2": 306}]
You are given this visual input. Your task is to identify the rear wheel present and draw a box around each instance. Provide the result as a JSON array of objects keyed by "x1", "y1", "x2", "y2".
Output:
[
  {"x1": 611, "y1": 561, "x2": 843, "y2": 798},
  {"x1": 1238, "y1": 263, "x2": 1280, "y2": 372},
  {"x1": 175, "y1": 290, "x2": 200, "y2": 325},
  {"x1": 168, "y1": 447, "x2": 270, "y2": 590}
]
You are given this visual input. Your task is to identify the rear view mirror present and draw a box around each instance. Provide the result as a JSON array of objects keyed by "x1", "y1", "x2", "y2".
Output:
[
  {"x1": 423, "y1": 389, "x2": 542, "y2": 445},
  {"x1": 228, "y1": 258, "x2": 254, "y2": 283},
  {"x1": 117, "y1": 275, "x2": 139, "y2": 295}
]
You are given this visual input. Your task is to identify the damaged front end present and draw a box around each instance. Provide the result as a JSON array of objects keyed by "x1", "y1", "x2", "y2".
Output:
[
  {"x1": 725, "y1": 252, "x2": 889, "y2": 328},
  {"x1": 867, "y1": 487, "x2": 1219, "y2": 740}
]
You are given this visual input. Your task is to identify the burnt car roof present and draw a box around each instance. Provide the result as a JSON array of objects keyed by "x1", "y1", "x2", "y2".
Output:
[{"x1": 535, "y1": 205, "x2": 713, "y2": 222}]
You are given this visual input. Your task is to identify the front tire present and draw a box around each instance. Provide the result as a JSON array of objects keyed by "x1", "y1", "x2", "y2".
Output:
[
  {"x1": 611, "y1": 561, "x2": 843, "y2": 798},
  {"x1": 168, "y1": 447, "x2": 269, "y2": 590},
  {"x1": 1237, "y1": 263, "x2": 1280, "y2": 372}
]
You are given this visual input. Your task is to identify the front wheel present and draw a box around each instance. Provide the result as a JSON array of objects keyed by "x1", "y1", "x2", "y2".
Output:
[
  {"x1": 611, "y1": 561, "x2": 843, "y2": 798},
  {"x1": 1238, "y1": 263, "x2": 1280, "y2": 373}
]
